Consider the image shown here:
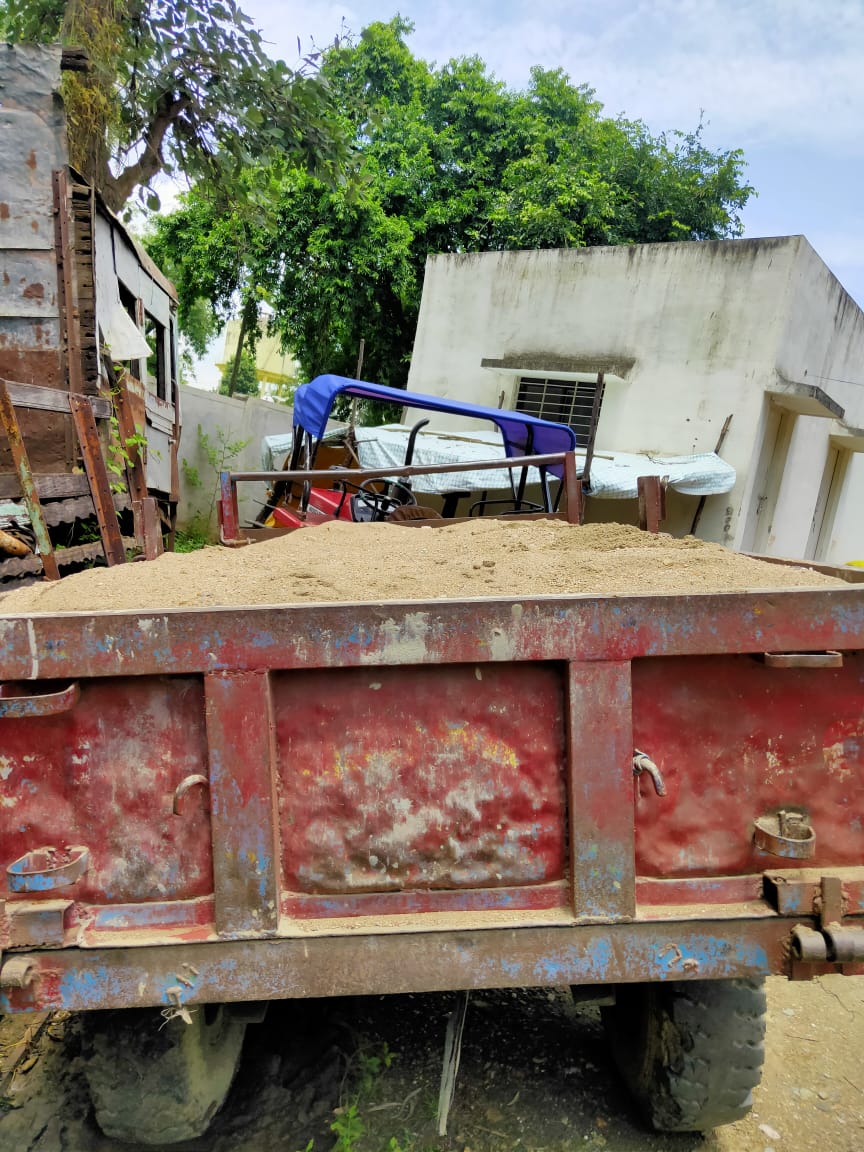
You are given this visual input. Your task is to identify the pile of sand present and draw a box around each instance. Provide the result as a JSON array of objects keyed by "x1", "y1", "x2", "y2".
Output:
[{"x1": 0, "y1": 520, "x2": 844, "y2": 615}]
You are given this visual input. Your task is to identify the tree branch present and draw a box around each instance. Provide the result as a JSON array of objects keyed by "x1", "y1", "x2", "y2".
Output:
[{"x1": 101, "y1": 92, "x2": 192, "y2": 211}]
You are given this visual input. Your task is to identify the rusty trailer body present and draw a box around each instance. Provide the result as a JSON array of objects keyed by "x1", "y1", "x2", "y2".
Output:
[
  {"x1": 0, "y1": 579, "x2": 862, "y2": 1138},
  {"x1": 0, "y1": 583, "x2": 862, "y2": 1011}
]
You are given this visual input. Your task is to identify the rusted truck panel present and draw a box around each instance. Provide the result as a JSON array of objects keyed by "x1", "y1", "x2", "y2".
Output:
[
  {"x1": 0, "y1": 586, "x2": 862, "y2": 1012},
  {"x1": 0, "y1": 585, "x2": 861, "y2": 1140}
]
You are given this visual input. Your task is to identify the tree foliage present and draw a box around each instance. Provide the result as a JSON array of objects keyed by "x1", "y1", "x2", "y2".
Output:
[
  {"x1": 218, "y1": 349, "x2": 258, "y2": 396},
  {"x1": 151, "y1": 16, "x2": 755, "y2": 395},
  {"x1": 0, "y1": 0, "x2": 353, "y2": 211}
]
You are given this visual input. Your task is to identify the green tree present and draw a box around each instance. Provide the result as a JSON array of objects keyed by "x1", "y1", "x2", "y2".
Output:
[
  {"x1": 0, "y1": 0, "x2": 353, "y2": 212},
  {"x1": 218, "y1": 349, "x2": 258, "y2": 397},
  {"x1": 152, "y1": 16, "x2": 754, "y2": 401}
]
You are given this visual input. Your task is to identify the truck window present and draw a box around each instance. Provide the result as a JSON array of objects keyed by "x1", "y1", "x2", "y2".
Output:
[
  {"x1": 144, "y1": 311, "x2": 167, "y2": 400},
  {"x1": 169, "y1": 316, "x2": 178, "y2": 406},
  {"x1": 117, "y1": 282, "x2": 144, "y2": 380}
]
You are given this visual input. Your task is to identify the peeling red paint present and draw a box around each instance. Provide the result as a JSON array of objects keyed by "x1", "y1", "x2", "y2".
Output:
[
  {"x1": 22, "y1": 282, "x2": 45, "y2": 300},
  {"x1": 0, "y1": 202, "x2": 9, "y2": 220},
  {"x1": 26, "y1": 149, "x2": 37, "y2": 170}
]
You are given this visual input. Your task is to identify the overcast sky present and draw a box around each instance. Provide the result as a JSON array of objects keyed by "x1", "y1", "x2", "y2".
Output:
[
  {"x1": 192, "y1": 1, "x2": 863, "y2": 388},
  {"x1": 247, "y1": 0, "x2": 864, "y2": 304}
]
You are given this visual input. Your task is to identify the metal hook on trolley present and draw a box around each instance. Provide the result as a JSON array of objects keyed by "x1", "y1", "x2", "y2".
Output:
[{"x1": 633, "y1": 750, "x2": 666, "y2": 796}]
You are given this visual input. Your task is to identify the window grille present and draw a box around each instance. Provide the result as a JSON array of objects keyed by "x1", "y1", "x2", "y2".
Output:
[{"x1": 514, "y1": 377, "x2": 603, "y2": 449}]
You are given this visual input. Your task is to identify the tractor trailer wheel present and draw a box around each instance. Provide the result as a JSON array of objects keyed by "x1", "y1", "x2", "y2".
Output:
[
  {"x1": 600, "y1": 977, "x2": 767, "y2": 1131},
  {"x1": 81, "y1": 1004, "x2": 246, "y2": 1144}
]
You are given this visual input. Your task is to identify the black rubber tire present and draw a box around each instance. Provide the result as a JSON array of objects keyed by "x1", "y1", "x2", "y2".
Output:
[
  {"x1": 600, "y1": 978, "x2": 766, "y2": 1132},
  {"x1": 81, "y1": 1005, "x2": 247, "y2": 1144}
]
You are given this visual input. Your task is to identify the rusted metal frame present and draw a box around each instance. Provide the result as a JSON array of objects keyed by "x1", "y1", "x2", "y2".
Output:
[
  {"x1": 1, "y1": 588, "x2": 861, "y2": 682},
  {"x1": 82, "y1": 896, "x2": 215, "y2": 937},
  {"x1": 220, "y1": 452, "x2": 576, "y2": 541},
  {"x1": 51, "y1": 169, "x2": 84, "y2": 396},
  {"x1": 14, "y1": 878, "x2": 779, "y2": 943},
  {"x1": 204, "y1": 671, "x2": 281, "y2": 937},
  {"x1": 566, "y1": 662, "x2": 635, "y2": 921},
  {"x1": 0, "y1": 380, "x2": 60, "y2": 581},
  {"x1": 5, "y1": 900, "x2": 73, "y2": 948},
  {"x1": 228, "y1": 452, "x2": 573, "y2": 485},
  {"x1": 581, "y1": 371, "x2": 605, "y2": 489},
  {"x1": 282, "y1": 881, "x2": 568, "y2": 921},
  {"x1": 563, "y1": 451, "x2": 584, "y2": 524},
  {"x1": 0, "y1": 917, "x2": 806, "y2": 1015},
  {"x1": 218, "y1": 469, "x2": 242, "y2": 544},
  {"x1": 764, "y1": 868, "x2": 864, "y2": 918},
  {"x1": 637, "y1": 875, "x2": 764, "y2": 906},
  {"x1": 637, "y1": 474, "x2": 666, "y2": 532},
  {"x1": 68, "y1": 394, "x2": 126, "y2": 566},
  {"x1": 132, "y1": 497, "x2": 164, "y2": 559}
]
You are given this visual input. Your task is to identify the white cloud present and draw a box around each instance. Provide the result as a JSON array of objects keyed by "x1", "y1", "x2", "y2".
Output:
[
  {"x1": 237, "y1": 0, "x2": 864, "y2": 304},
  {"x1": 246, "y1": 0, "x2": 864, "y2": 150}
]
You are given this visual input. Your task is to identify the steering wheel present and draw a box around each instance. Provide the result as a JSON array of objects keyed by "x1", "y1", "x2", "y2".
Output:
[{"x1": 352, "y1": 478, "x2": 416, "y2": 522}]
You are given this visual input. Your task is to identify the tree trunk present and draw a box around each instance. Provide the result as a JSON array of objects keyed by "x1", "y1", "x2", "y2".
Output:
[{"x1": 227, "y1": 303, "x2": 255, "y2": 397}]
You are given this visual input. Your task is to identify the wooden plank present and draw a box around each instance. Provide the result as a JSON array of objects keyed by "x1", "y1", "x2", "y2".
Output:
[
  {"x1": 43, "y1": 491, "x2": 130, "y2": 527},
  {"x1": 56, "y1": 538, "x2": 134, "y2": 567},
  {"x1": 566, "y1": 661, "x2": 635, "y2": 921},
  {"x1": 53, "y1": 169, "x2": 84, "y2": 395},
  {"x1": 1, "y1": 379, "x2": 111, "y2": 419},
  {"x1": 112, "y1": 369, "x2": 148, "y2": 503},
  {"x1": 0, "y1": 537, "x2": 139, "y2": 580},
  {"x1": 69, "y1": 394, "x2": 126, "y2": 567},
  {"x1": 51, "y1": 169, "x2": 73, "y2": 472},
  {"x1": 204, "y1": 671, "x2": 280, "y2": 937},
  {"x1": 0, "y1": 380, "x2": 60, "y2": 581},
  {"x1": 0, "y1": 552, "x2": 43, "y2": 578},
  {"x1": 0, "y1": 473, "x2": 89, "y2": 500},
  {"x1": 133, "y1": 497, "x2": 164, "y2": 559}
]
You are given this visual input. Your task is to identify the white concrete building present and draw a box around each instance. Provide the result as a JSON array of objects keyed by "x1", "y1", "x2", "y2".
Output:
[{"x1": 405, "y1": 238, "x2": 864, "y2": 564}]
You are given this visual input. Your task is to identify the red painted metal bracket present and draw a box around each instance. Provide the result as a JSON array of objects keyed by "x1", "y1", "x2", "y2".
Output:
[
  {"x1": 204, "y1": 671, "x2": 280, "y2": 937},
  {"x1": 0, "y1": 682, "x2": 80, "y2": 719},
  {"x1": 566, "y1": 661, "x2": 636, "y2": 921}
]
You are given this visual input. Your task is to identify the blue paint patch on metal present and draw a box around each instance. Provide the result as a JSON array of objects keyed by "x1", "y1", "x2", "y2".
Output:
[
  {"x1": 780, "y1": 888, "x2": 805, "y2": 914},
  {"x1": 533, "y1": 938, "x2": 612, "y2": 984},
  {"x1": 57, "y1": 965, "x2": 123, "y2": 1010},
  {"x1": 654, "y1": 935, "x2": 769, "y2": 980}
]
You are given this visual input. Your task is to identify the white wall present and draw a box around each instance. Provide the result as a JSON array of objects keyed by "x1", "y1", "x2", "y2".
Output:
[
  {"x1": 825, "y1": 451, "x2": 864, "y2": 565},
  {"x1": 177, "y1": 385, "x2": 294, "y2": 535},
  {"x1": 407, "y1": 239, "x2": 864, "y2": 558}
]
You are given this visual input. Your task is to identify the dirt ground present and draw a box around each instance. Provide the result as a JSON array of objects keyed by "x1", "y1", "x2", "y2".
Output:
[{"x1": 1, "y1": 974, "x2": 862, "y2": 1152}]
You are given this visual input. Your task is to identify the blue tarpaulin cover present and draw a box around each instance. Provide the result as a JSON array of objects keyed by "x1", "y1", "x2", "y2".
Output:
[{"x1": 292, "y1": 375, "x2": 577, "y2": 474}]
